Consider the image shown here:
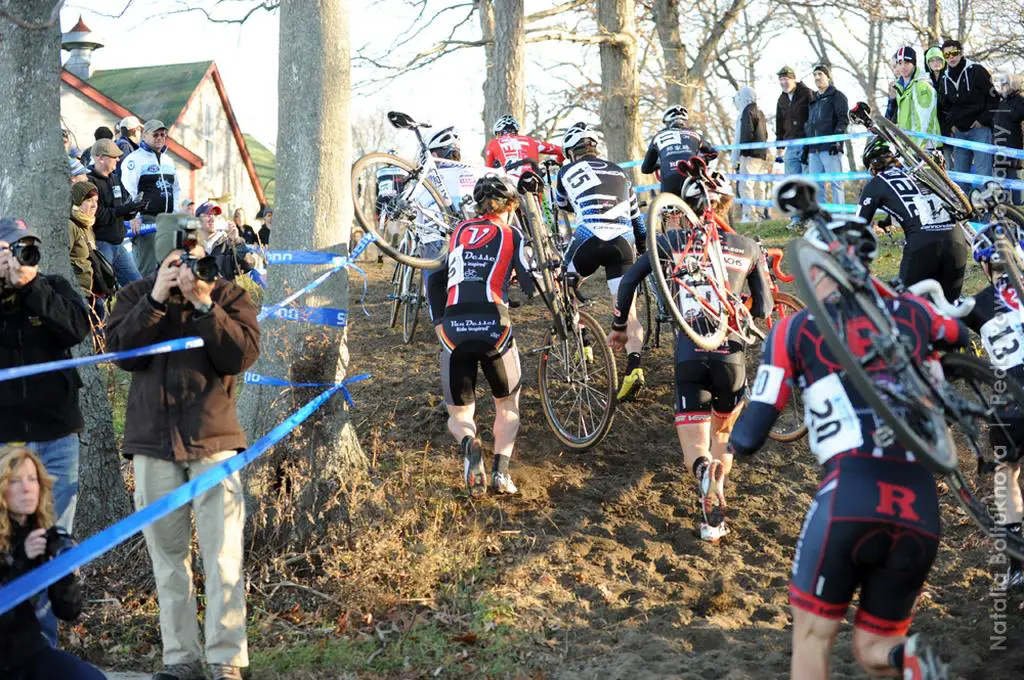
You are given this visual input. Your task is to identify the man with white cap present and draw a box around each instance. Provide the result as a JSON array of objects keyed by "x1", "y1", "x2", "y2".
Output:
[
  {"x1": 115, "y1": 115, "x2": 143, "y2": 166},
  {"x1": 121, "y1": 120, "x2": 180, "y2": 277}
]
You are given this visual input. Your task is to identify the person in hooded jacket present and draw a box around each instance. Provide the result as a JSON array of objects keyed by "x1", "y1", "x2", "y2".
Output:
[
  {"x1": 924, "y1": 47, "x2": 955, "y2": 167},
  {"x1": 885, "y1": 47, "x2": 942, "y2": 150},
  {"x1": 730, "y1": 86, "x2": 770, "y2": 222},
  {"x1": 993, "y1": 73, "x2": 1024, "y2": 204},
  {"x1": 804, "y1": 64, "x2": 849, "y2": 205},
  {"x1": 936, "y1": 39, "x2": 999, "y2": 186}
]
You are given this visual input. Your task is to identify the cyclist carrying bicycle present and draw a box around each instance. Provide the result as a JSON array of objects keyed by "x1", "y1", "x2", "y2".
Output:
[
  {"x1": 962, "y1": 223, "x2": 1024, "y2": 588},
  {"x1": 484, "y1": 115, "x2": 564, "y2": 181},
  {"x1": 555, "y1": 123, "x2": 648, "y2": 401},
  {"x1": 641, "y1": 106, "x2": 718, "y2": 197},
  {"x1": 610, "y1": 176, "x2": 772, "y2": 541},
  {"x1": 434, "y1": 174, "x2": 538, "y2": 497},
  {"x1": 729, "y1": 195, "x2": 962, "y2": 679},
  {"x1": 857, "y1": 136, "x2": 969, "y2": 302}
]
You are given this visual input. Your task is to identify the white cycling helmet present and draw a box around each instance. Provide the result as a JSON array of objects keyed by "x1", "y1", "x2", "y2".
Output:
[
  {"x1": 803, "y1": 215, "x2": 879, "y2": 263},
  {"x1": 710, "y1": 171, "x2": 734, "y2": 197},
  {"x1": 662, "y1": 105, "x2": 689, "y2": 127},
  {"x1": 427, "y1": 126, "x2": 460, "y2": 152},
  {"x1": 562, "y1": 124, "x2": 603, "y2": 154},
  {"x1": 493, "y1": 115, "x2": 520, "y2": 136}
]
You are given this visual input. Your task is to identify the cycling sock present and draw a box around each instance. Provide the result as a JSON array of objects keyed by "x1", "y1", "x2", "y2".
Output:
[
  {"x1": 888, "y1": 643, "x2": 905, "y2": 671},
  {"x1": 626, "y1": 352, "x2": 642, "y2": 372},
  {"x1": 692, "y1": 456, "x2": 710, "y2": 480},
  {"x1": 493, "y1": 454, "x2": 510, "y2": 475}
]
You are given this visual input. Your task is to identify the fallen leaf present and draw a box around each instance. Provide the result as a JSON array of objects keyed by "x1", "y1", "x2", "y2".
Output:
[{"x1": 451, "y1": 632, "x2": 478, "y2": 644}]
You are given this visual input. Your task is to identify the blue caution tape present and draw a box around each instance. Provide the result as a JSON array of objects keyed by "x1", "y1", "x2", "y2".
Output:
[
  {"x1": 728, "y1": 171, "x2": 872, "y2": 183},
  {"x1": 948, "y1": 170, "x2": 1024, "y2": 191},
  {"x1": 0, "y1": 337, "x2": 204, "y2": 384},
  {"x1": 905, "y1": 130, "x2": 1024, "y2": 160},
  {"x1": 0, "y1": 375, "x2": 369, "y2": 617},
  {"x1": 247, "y1": 269, "x2": 267, "y2": 288},
  {"x1": 259, "y1": 305, "x2": 348, "y2": 328},
  {"x1": 265, "y1": 251, "x2": 350, "y2": 266},
  {"x1": 244, "y1": 372, "x2": 371, "y2": 407},
  {"x1": 733, "y1": 197, "x2": 858, "y2": 214},
  {"x1": 127, "y1": 225, "x2": 157, "y2": 239}
]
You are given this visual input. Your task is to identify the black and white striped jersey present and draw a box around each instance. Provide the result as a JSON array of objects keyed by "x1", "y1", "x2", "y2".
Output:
[{"x1": 554, "y1": 154, "x2": 646, "y2": 243}]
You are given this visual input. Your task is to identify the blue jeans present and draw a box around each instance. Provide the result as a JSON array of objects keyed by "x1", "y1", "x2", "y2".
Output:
[
  {"x1": 952, "y1": 126, "x2": 994, "y2": 190},
  {"x1": 13, "y1": 646, "x2": 106, "y2": 680},
  {"x1": 26, "y1": 434, "x2": 80, "y2": 646},
  {"x1": 96, "y1": 238, "x2": 141, "y2": 286},
  {"x1": 807, "y1": 150, "x2": 844, "y2": 206},
  {"x1": 783, "y1": 144, "x2": 805, "y2": 176}
]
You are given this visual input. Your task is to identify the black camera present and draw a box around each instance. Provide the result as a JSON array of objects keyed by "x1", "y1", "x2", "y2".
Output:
[
  {"x1": 9, "y1": 240, "x2": 40, "y2": 267},
  {"x1": 174, "y1": 227, "x2": 220, "y2": 283},
  {"x1": 45, "y1": 526, "x2": 77, "y2": 559}
]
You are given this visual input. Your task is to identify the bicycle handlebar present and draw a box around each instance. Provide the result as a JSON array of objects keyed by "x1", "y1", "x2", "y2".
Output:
[
  {"x1": 905, "y1": 279, "x2": 976, "y2": 318},
  {"x1": 764, "y1": 247, "x2": 794, "y2": 283}
]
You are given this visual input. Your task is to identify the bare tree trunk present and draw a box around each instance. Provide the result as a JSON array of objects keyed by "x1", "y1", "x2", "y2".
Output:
[
  {"x1": 0, "y1": 1, "x2": 130, "y2": 537},
  {"x1": 239, "y1": 0, "x2": 367, "y2": 549},
  {"x1": 926, "y1": 0, "x2": 941, "y2": 44},
  {"x1": 481, "y1": 0, "x2": 525, "y2": 138},
  {"x1": 652, "y1": 0, "x2": 684, "y2": 106},
  {"x1": 597, "y1": 0, "x2": 641, "y2": 166}
]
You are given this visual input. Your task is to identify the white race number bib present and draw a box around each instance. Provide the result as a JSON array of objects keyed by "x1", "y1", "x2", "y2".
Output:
[{"x1": 803, "y1": 373, "x2": 863, "y2": 463}]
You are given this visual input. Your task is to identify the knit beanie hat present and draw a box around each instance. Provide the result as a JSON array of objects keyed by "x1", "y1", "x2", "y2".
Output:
[
  {"x1": 71, "y1": 181, "x2": 98, "y2": 206},
  {"x1": 925, "y1": 46, "x2": 945, "y2": 67},
  {"x1": 893, "y1": 46, "x2": 917, "y2": 64},
  {"x1": 812, "y1": 63, "x2": 832, "y2": 81}
]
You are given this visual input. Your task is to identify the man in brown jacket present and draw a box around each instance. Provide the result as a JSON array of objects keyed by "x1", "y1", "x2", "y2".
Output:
[{"x1": 106, "y1": 216, "x2": 260, "y2": 680}]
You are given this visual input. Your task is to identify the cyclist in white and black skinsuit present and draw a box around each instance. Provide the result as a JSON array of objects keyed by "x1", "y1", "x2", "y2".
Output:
[
  {"x1": 962, "y1": 223, "x2": 1024, "y2": 588},
  {"x1": 856, "y1": 136, "x2": 969, "y2": 302},
  {"x1": 641, "y1": 106, "x2": 718, "y2": 197},
  {"x1": 555, "y1": 123, "x2": 649, "y2": 401}
]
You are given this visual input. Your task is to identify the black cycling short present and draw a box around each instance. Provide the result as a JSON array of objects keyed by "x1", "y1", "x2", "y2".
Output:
[
  {"x1": 564, "y1": 234, "x2": 635, "y2": 286},
  {"x1": 991, "y1": 404, "x2": 1024, "y2": 463},
  {"x1": 660, "y1": 172, "x2": 685, "y2": 197},
  {"x1": 899, "y1": 236, "x2": 969, "y2": 302},
  {"x1": 789, "y1": 456, "x2": 940, "y2": 636},
  {"x1": 673, "y1": 353, "x2": 746, "y2": 420},
  {"x1": 439, "y1": 316, "x2": 521, "y2": 407}
]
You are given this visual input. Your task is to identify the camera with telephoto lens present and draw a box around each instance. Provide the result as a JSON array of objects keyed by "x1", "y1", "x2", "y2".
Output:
[
  {"x1": 9, "y1": 240, "x2": 41, "y2": 267},
  {"x1": 174, "y1": 227, "x2": 220, "y2": 283},
  {"x1": 44, "y1": 526, "x2": 77, "y2": 559}
]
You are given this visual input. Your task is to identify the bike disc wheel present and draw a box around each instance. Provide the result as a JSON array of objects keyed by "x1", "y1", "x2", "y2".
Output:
[
  {"x1": 765, "y1": 292, "x2": 808, "y2": 443},
  {"x1": 402, "y1": 266, "x2": 422, "y2": 344},
  {"x1": 647, "y1": 192, "x2": 729, "y2": 351},
  {"x1": 351, "y1": 152, "x2": 455, "y2": 269},
  {"x1": 789, "y1": 237, "x2": 958, "y2": 473},
  {"x1": 940, "y1": 353, "x2": 1024, "y2": 561},
  {"x1": 873, "y1": 116, "x2": 973, "y2": 219},
  {"x1": 538, "y1": 310, "x2": 618, "y2": 451}
]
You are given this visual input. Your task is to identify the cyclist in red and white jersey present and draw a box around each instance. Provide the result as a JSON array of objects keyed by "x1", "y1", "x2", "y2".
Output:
[{"x1": 484, "y1": 115, "x2": 565, "y2": 180}]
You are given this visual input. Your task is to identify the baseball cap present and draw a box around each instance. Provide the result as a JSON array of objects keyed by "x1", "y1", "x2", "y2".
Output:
[
  {"x1": 143, "y1": 119, "x2": 168, "y2": 134},
  {"x1": 777, "y1": 65, "x2": 796, "y2": 78},
  {"x1": 0, "y1": 217, "x2": 40, "y2": 244},
  {"x1": 119, "y1": 115, "x2": 142, "y2": 130},
  {"x1": 91, "y1": 138, "x2": 122, "y2": 158},
  {"x1": 195, "y1": 202, "x2": 222, "y2": 217}
]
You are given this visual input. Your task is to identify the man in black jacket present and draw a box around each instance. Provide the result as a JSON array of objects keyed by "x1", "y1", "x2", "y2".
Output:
[
  {"x1": 775, "y1": 65, "x2": 815, "y2": 177},
  {"x1": 88, "y1": 139, "x2": 145, "y2": 287},
  {"x1": 804, "y1": 64, "x2": 849, "y2": 205},
  {"x1": 937, "y1": 39, "x2": 999, "y2": 186},
  {"x1": 731, "y1": 86, "x2": 769, "y2": 221}
]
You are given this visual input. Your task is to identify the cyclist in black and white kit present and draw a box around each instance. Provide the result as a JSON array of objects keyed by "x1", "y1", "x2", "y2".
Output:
[
  {"x1": 434, "y1": 174, "x2": 537, "y2": 497},
  {"x1": 609, "y1": 176, "x2": 772, "y2": 541},
  {"x1": 857, "y1": 136, "x2": 969, "y2": 302},
  {"x1": 555, "y1": 123, "x2": 648, "y2": 401},
  {"x1": 641, "y1": 106, "x2": 718, "y2": 197},
  {"x1": 729, "y1": 213, "x2": 957, "y2": 680},
  {"x1": 963, "y1": 223, "x2": 1024, "y2": 588}
]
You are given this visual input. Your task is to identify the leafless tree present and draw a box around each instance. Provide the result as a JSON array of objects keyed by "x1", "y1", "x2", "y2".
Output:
[{"x1": 480, "y1": 0, "x2": 526, "y2": 138}]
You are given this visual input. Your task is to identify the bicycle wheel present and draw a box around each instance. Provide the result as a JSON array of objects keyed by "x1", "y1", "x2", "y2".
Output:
[
  {"x1": 647, "y1": 192, "x2": 729, "y2": 351},
  {"x1": 789, "y1": 237, "x2": 958, "y2": 473},
  {"x1": 388, "y1": 261, "x2": 403, "y2": 328},
  {"x1": 940, "y1": 353, "x2": 1024, "y2": 561},
  {"x1": 351, "y1": 152, "x2": 456, "y2": 269},
  {"x1": 995, "y1": 234, "x2": 1024, "y2": 307},
  {"x1": 538, "y1": 310, "x2": 618, "y2": 451},
  {"x1": 873, "y1": 116, "x2": 973, "y2": 219},
  {"x1": 520, "y1": 194, "x2": 560, "y2": 302},
  {"x1": 402, "y1": 266, "x2": 422, "y2": 344},
  {"x1": 765, "y1": 292, "x2": 808, "y2": 443}
]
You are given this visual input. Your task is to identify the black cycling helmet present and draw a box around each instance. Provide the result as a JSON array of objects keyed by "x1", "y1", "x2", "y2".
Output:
[
  {"x1": 862, "y1": 136, "x2": 896, "y2": 171},
  {"x1": 804, "y1": 215, "x2": 879, "y2": 263},
  {"x1": 472, "y1": 173, "x2": 519, "y2": 205}
]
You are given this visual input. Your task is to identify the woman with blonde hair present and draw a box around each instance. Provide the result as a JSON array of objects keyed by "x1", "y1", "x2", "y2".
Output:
[{"x1": 0, "y1": 446, "x2": 105, "y2": 679}]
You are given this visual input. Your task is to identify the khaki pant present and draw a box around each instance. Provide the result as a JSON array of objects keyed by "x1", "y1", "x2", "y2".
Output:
[
  {"x1": 133, "y1": 451, "x2": 248, "y2": 667},
  {"x1": 737, "y1": 156, "x2": 770, "y2": 222}
]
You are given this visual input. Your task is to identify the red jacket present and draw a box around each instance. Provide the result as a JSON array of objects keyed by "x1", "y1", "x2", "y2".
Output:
[{"x1": 484, "y1": 134, "x2": 564, "y2": 176}]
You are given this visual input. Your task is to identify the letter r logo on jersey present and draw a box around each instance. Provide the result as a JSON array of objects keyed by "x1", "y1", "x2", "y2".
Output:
[
  {"x1": 875, "y1": 481, "x2": 920, "y2": 521},
  {"x1": 845, "y1": 317, "x2": 877, "y2": 359}
]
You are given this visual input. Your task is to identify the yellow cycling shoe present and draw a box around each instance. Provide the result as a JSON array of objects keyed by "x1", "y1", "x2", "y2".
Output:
[{"x1": 617, "y1": 367, "x2": 645, "y2": 402}]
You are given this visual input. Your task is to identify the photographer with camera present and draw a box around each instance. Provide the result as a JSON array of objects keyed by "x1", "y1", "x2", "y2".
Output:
[
  {"x1": 0, "y1": 446, "x2": 106, "y2": 679},
  {"x1": 105, "y1": 215, "x2": 259, "y2": 680},
  {"x1": 194, "y1": 202, "x2": 255, "y2": 282}
]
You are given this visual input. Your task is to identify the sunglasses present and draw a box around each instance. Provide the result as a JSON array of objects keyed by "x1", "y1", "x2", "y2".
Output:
[{"x1": 943, "y1": 49, "x2": 962, "y2": 57}]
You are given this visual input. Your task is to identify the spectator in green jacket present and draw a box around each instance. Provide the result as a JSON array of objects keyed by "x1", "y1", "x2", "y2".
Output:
[{"x1": 886, "y1": 47, "x2": 942, "y2": 151}]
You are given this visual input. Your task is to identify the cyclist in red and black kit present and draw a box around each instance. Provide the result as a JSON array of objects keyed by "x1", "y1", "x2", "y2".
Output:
[
  {"x1": 609, "y1": 177, "x2": 772, "y2": 541},
  {"x1": 641, "y1": 106, "x2": 718, "y2": 197},
  {"x1": 431, "y1": 174, "x2": 538, "y2": 497},
  {"x1": 484, "y1": 115, "x2": 564, "y2": 181},
  {"x1": 728, "y1": 217, "x2": 957, "y2": 680}
]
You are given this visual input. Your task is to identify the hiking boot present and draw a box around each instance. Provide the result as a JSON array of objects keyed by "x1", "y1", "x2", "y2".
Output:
[
  {"x1": 210, "y1": 665, "x2": 244, "y2": 680},
  {"x1": 461, "y1": 436, "x2": 487, "y2": 497},
  {"x1": 490, "y1": 471, "x2": 518, "y2": 495},
  {"x1": 153, "y1": 662, "x2": 205, "y2": 680},
  {"x1": 617, "y1": 367, "x2": 645, "y2": 401},
  {"x1": 902, "y1": 633, "x2": 948, "y2": 679}
]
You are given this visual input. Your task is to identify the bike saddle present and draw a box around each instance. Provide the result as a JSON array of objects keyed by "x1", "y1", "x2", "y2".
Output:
[
  {"x1": 774, "y1": 176, "x2": 820, "y2": 215},
  {"x1": 387, "y1": 111, "x2": 430, "y2": 130},
  {"x1": 850, "y1": 102, "x2": 873, "y2": 127}
]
